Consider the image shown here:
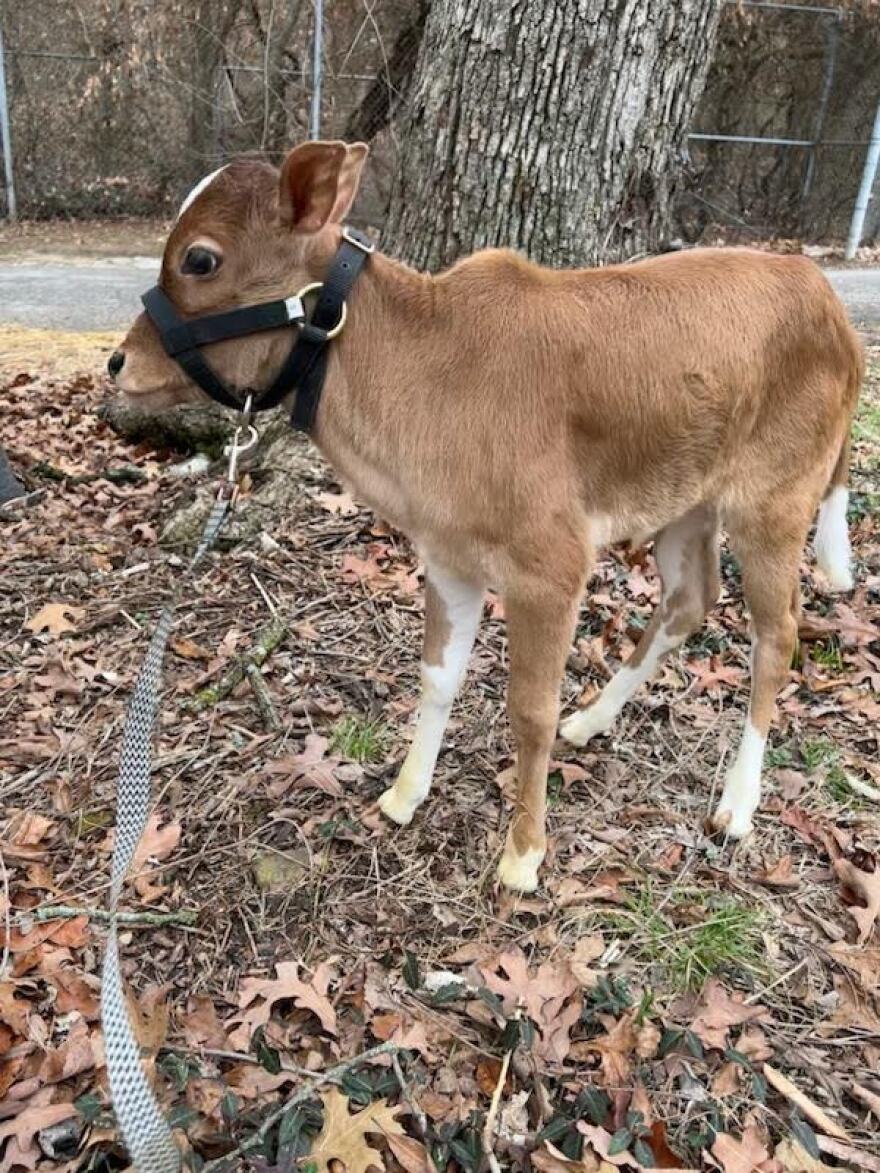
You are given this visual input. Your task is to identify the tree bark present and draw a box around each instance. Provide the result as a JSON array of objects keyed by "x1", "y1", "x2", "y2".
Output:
[{"x1": 385, "y1": 0, "x2": 721, "y2": 269}]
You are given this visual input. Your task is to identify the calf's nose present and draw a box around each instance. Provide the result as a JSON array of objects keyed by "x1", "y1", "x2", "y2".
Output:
[{"x1": 107, "y1": 350, "x2": 125, "y2": 378}]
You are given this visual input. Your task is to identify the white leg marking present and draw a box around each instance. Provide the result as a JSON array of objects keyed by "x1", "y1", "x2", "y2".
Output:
[
  {"x1": 815, "y1": 486, "x2": 853, "y2": 592},
  {"x1": 713, "y1": 722, "x2": 766, "y2": 838},
  {"x1": 178, "y1": 165, "x2": 228, "y2": 218},
  {"x1": 378, "y1": 567, "x2": 483, "y2": 825},
  {"x1": 560, "y1": 627, "x2": 677, "y2": 745},
  {"x1": 496, "y1": 844, "x2": 545, "y2": 894}
]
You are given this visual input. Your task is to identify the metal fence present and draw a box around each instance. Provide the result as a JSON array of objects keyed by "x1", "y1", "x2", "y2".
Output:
[{"x1": 0, "y1": 0, "x2": 878, "y2": 251}]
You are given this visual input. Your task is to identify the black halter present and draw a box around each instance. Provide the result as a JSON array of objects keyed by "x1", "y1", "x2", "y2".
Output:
[{"x1": 141, "y1": 226, "x2": 374, "y2": 432}]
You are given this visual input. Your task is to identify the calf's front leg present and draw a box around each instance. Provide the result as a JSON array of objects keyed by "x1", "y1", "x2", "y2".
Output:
[
  {"x1": 498, "y1": 563, "x2": 585, "y2": 892},
  {"x1": 378, "y1": 565, "x2": 484, "y2": 825}
]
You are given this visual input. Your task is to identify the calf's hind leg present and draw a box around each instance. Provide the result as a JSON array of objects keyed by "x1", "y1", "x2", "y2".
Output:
[
  {"x1": 711, "y1": 508, "x2": 806, "y2": 838},
  {"x1": 561, "y1": 504, "x2": 720, "y2": 745}
]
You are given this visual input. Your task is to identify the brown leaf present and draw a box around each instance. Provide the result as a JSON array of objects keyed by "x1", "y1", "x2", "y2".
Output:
[
  {"x1": 833, "y1": 852, "x2": 880, "y2": 943},
  {"x1": 0, "y1": 1101, "x2": 80, "y2": 1155},
  {"x1": 25, "y1": 602, "x2": 83, "y2": 635},
  {"x1": 170, "y1": 636, "x2": 211, "y2": 661},
  {"x1": 688, "y1": 980, "x2": 767, "y2": 1051},
  {"x1": 568, "y1": 934, "x2": 605, "y2": 988},
  {"x1": 756, "y1": 855, "x2": 800, "y2": 889},
  {"x1": 479, "y1": 947, "x2": 581, "y2": 1062},
  {"x1": 0, "y1": 982, "x2": 30, "y2": 1036},
  {"x1": 266, "y1": 733, "x2": 346, "y2": 799},
  {"x1": 386, "y1": 1133, "x2": 432, "y2": 1173},
  {"x1": 583, "y1": 1011, "x2": 637, "y2": 1087},
  {"x1": 227, "y1": 960, "x2": 337, "y2": 1048},
  {"x1": 774, "y1": 1138, "x2": 837, "y2": 1173},
  {"x1": 306, "y1": 1088, "x2": 405, "y2": 1173},
  {"x1": 315, "y1": 490, "x2": 358, "y2": 515},
  {"x1": 711, "y1": 1124, "x2": 770, "y2": 1173},
  {"x1": 179, "y1": 994, "x2": 230, "y2": 1050},
  {"x1": 3, "y1": 811, "x2": 56, "y2": 846}
]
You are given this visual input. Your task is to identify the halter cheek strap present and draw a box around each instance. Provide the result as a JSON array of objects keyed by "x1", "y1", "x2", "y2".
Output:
[{"x1": 140, "y1": 225, "x2": 374, "y2": 431}]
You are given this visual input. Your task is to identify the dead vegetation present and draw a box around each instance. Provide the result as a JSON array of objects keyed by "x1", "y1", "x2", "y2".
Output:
[{"x1": 0, "y1": 337, "x2": 878, "y2": 1172}]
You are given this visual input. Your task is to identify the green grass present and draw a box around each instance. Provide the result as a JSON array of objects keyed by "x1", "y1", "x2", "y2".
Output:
[
  {"x1": 329, "y1": 715, "x2": 391, "y2": 763},
  {"x1": 799, "y1": 737, "x2": 839, "y2": 772},
  {"x1": 811, "y1": 638, "x2": 844, "y2": 672},
  {"x1": 598, "y1": 882, "x2": 767, "y2": 992}
]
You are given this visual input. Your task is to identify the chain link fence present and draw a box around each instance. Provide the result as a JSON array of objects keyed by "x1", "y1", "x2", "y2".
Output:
[{"x1": 0, "y1": 0, "x2": 878, "y2": 244}]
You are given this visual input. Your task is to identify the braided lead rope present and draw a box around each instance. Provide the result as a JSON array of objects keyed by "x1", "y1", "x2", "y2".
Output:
[{"x1": 101, "y1": 494, "x2": 230, "y2": 1173}]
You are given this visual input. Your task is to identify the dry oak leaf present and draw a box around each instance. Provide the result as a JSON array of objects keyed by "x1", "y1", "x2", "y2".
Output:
[
  {"x1": 711, "y1": 1123, "x2": 771, "y2": 1173},
  {"x1": 0, "y1": 1100, "x2": 80, "y2": 1156},
  {"x1": 307, "y1": 1087, "x2": 405, "y2": 1173},
  {"x1": 179, "y1": 993, "x2": 230, "y2": 1050},
  {"x1": 266, "y1": 733, "x2": 349, "y2": 799},
  {"x1": 114, "y1": 813, "x2": 182, "y2": 903},
  {"x1": 688, "y1": 980, "x2": 767, "y2": 1051},
  {"x1": 582, "y1": 1011, "x2": 638, "y2": 1087},
  {"x1": 227, "y1": 960, "x2": 337, "y2": 1049},
  {"x1": 25, "y1": 602, "x2": 83, "y2": 635},
  {"x1": 0, "y1": 982, "x2": 31, "y2": 1036},
  {"x1": 479, "y1": 947, "x2": 581, "y2": 1062},
  {"x1": 385, "y1": 1132, "x2": 433, "y2": 1173},
  {"x1": 833, "y1": 852, "x2": 880, "y2": 944}
]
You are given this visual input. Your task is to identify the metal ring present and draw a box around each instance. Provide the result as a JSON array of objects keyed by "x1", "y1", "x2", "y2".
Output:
[{"x1": 295, "y1": 281, "x2": 348, "y2": 339}]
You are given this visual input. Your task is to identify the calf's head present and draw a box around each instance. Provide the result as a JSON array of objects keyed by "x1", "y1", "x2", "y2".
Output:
[{"x1": 108, "y1": 141, "x2": 368, "y2": 409}]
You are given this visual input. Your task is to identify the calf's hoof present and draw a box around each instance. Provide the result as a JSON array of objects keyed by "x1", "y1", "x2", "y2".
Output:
[
  {"x1": 377, "y1": 785, "x2": 419, "y2": 826},
  {"x1": 559, "y1": 703, "x2": 615, "y2": 747},
  {"x1": 496, "y1": 844, "x2": 545, "y2": 893}
]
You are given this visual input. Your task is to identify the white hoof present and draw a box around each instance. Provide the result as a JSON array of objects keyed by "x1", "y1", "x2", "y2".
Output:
[
  {"x1": 711, "y1": 796, "x2": 756, "y2": 840},
  {"x1": 559, "y1": 703, "x2": 616, "y2": 747},
  {"x1": 496, "y1": 845, "x2": 545, "y2": 893},
  {"x1": 377, "y1": 785, "x2": 420, "y2": 826}
]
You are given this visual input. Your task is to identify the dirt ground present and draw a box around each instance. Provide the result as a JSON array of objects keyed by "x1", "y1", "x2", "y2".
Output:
[
  {"x1": 0, "y1": 329, "x2": 878, "y2": 1172},
  {"x1": 0, "y1": 220, "x2": 167, "y2": 264}
]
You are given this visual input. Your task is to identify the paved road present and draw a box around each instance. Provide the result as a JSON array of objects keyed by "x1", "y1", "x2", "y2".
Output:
[
  {"x1": 0, "y1": 258, "x2": 878, "y2": 332},
  {"x1": 0, "y1": 258, "x2": 159, "y2": 332}
]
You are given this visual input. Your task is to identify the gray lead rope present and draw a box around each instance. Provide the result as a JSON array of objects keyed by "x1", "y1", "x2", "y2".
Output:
[{"x1": 101, "y1": 410, "x2": 257, "y2": 1172}]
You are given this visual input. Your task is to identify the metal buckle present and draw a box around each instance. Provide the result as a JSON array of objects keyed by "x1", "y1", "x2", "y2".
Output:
[
  {"x1": 341, "y1": 225, "x2": 375, "y2": 254},
  {"x1": 295, "y1": 281, "x2": 348, "y2": 339},
  {"x1": 284, "y1": 295, "x2": 305, "y2": 322}
]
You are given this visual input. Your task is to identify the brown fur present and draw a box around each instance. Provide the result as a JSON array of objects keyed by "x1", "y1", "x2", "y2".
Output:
[{"x1": 112, "y1": 143, "x2": 863, "y2": 889}]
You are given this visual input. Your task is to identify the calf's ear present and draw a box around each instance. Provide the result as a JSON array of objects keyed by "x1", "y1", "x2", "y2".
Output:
[{"x1": 279, "y1": 141, "x2": 369, "y2": 232}]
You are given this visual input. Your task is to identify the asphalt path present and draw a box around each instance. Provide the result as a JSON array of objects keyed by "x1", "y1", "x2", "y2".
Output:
[{"x1": 0, "y1": 258, "x2": 878, "y2": 333}]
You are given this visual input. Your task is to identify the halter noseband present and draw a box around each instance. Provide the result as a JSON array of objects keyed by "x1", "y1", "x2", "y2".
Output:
[{"x1": 140, "y1": 225, "x2": 374, "y2": 432}]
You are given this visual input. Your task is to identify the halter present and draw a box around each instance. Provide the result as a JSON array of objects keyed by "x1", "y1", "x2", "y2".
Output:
[{"x1": 140, "y1": 225, "x2": 374, "y2": 432}]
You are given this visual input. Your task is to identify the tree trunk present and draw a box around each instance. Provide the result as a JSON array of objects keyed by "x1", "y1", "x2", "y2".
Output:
[{"x1": 385, "y1": 0, "x2": 721, "y2": 269}]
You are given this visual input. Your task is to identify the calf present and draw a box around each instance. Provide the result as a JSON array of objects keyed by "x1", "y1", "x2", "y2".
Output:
[{"x1": 110, "y1": 141, "x2": 862, "y2": 892}]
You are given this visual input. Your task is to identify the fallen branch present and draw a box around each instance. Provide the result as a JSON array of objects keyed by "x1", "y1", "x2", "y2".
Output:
[
  {"x1": 762, "y1": 1063, "x2": 849, "y2": 1140},
  {"x1": 187, "y1": 617, "x2": 288, "y2": 713},
  {"x1": 200, "y1": 1041, "x2": 400, "y2": 1172},
  {"x1": 246, "y1": 661, "x2": 281, "y2": 730},
  {"x1": 25, "y1": 905, "x2": 198, "y2": 929}
]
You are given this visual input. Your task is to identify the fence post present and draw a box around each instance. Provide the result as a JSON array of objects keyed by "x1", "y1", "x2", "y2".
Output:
[
  {"x1": 309, "y1": 0, "x2": 324, "y2": 140},
  {"x1": 0, "y1": 6, "x2": 17, "y2": 222},
  {"x1": 845, "y1": 96, "x2": 880, "y2": 260}
]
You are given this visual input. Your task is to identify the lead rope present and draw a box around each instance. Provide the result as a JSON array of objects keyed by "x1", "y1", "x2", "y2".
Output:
[{"x1": 100, "y1": 404, "x2": 258, "y2": 1172}]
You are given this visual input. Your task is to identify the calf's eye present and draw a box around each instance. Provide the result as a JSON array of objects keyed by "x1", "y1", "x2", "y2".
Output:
[{"x1": 182, "y1": 246, "x2": 221, "y2": 276}]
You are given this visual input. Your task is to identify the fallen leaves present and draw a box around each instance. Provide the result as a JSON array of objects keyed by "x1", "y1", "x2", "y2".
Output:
[
  {"x1": 307, "y1": 1089, "x2": 404, "y2": 1173},
  {"x1": 227, "y1": 961, "x2": 338, "y2": 1048},
  {"x1": 710, "y1": 1122, "x2": 769, "y2": 1173},
  {"x1": 686, "y1": 980, "x2": 768, "y2": 1051},
  {"x1": 24, "y1": 602, "x2": 83, "y2": 636},
  {"x1": 833, "y1": 850, "x2": 880, "y2": 944}
]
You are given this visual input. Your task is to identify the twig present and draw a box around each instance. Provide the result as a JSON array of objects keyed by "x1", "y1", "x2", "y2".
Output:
[
  {"x1": 851, "y1": 1083, "x2": 880, "y2": 1121},
  {"x1": 187, "y1": 617, "x2": 287, "y2": 712},
  {"x1": 482, "y1": 1011, "x2": 520, "y2": 1173},
  {"x1": 744, "y1": 957, "x2": 808, "y2": 1004},
  {"x1": 817, "y1": 1135, "x2": 880, "y2": 1172},
  {"x1": 246, "y1": 661, "x2": 281, "y2": 730},
  {"x1": 0, "y1": 847, "x2": 11, "y2": 979},
  {"x1": 763, "y1": 1063, "x2": 850, "y2": 1140},
  {"x1": 392, "y1": 1052, "x2": 435, "y2": 1169},
  {"x1": 24, "y1": 904, "x2": 198, "y2": 928},
  {"x1": 201, "y1": 1041, "x2": 400, "y2": 1172}
]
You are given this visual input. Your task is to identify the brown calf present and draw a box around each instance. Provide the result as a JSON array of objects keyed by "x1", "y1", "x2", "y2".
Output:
[{"x1": 111, "y1": 142, "x2": 862, "y2": 892}]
